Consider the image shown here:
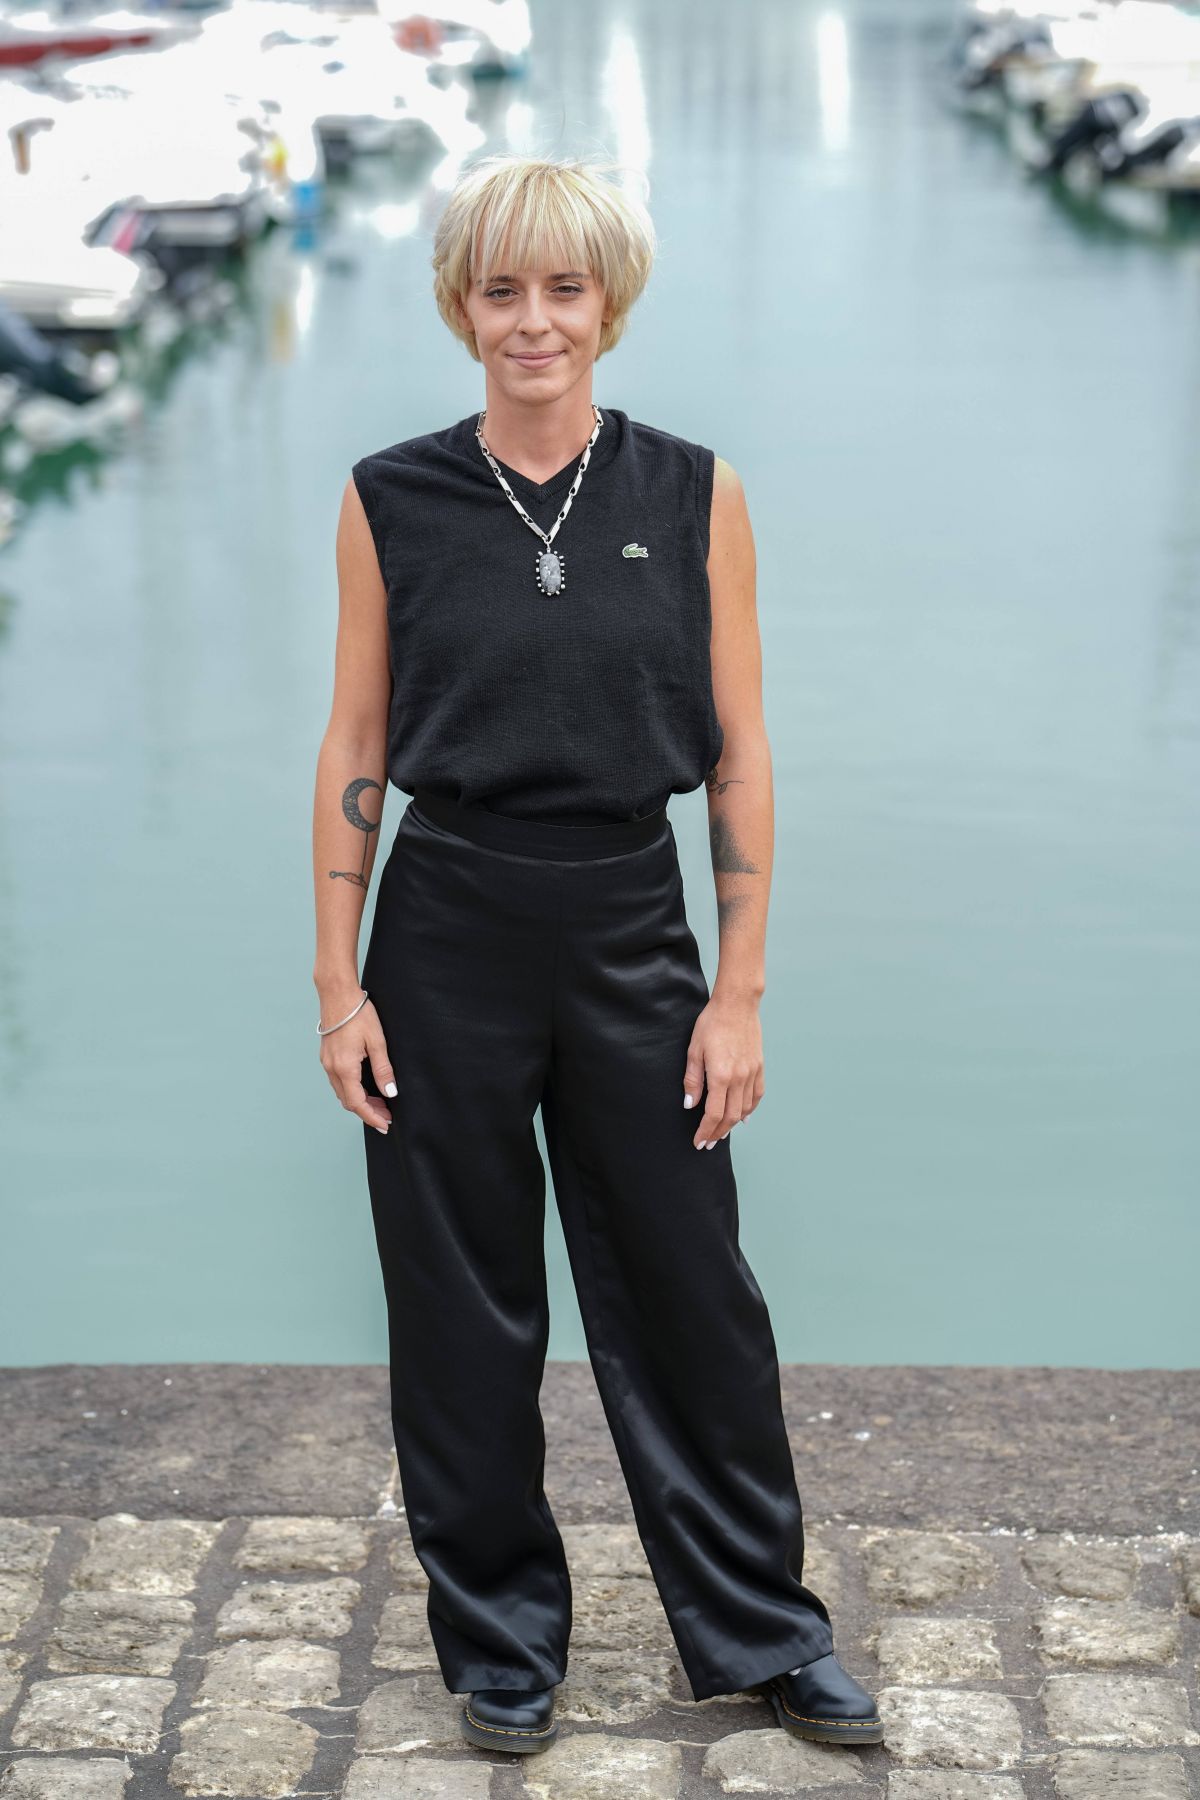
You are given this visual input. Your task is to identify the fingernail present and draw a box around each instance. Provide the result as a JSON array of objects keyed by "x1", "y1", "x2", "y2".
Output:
[
  {"x1": 375, "y1": 1125, "x2": 388, "y2": 1135},
  {"x1": 683, "y1": 1094, "x2": 694, "y2": 1109},
  {"x1": 384, "y1": 1082, "x2": 398, "y2": 1097},
  {"x1": 706, "y1": 1140, "x2": 717, "y2": 1150}
]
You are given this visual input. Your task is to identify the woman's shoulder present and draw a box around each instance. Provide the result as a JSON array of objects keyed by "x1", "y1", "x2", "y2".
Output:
[
  {"x1": 352, "y1": 414, "x2": 475, "y2": 487},
  {"x1": 615, "y1": 410, "x2": 714, "y2": 464},
  {"x1": 614, "y1": 414, "x2": 716, "y2": 527}
]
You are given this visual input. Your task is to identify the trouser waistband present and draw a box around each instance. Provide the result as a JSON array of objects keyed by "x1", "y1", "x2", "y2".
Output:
[{"x1": 410, "y1": 788, "x2": 668, "y2": 861}]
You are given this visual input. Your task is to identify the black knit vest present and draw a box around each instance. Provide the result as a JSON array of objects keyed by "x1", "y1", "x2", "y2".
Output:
[{"x1": 351, "y1": 406, "x2": 724, "y2": 823}]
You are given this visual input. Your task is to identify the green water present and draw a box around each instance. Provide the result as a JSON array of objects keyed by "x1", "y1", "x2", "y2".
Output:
[{"x1": 2, "y1": 0, "x2": 1197, "y2": 1367}]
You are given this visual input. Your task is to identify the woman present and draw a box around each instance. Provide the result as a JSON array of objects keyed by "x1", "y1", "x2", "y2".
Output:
[{"x1": 312, "y1": 153, "x2": 883, "y2": 1757}]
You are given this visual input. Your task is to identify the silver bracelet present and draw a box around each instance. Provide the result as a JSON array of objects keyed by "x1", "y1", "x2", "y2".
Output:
[{"x1": 317, "y1": 986, "x2": 369, "y2": 1036}]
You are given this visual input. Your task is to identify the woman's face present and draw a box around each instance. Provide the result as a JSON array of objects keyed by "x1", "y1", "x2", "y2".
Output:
[{"x1": 458, "y1": 260, "x2": 609, "y2": 404}]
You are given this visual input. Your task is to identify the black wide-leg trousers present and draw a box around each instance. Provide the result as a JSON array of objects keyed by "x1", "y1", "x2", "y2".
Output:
[{"x1": 359, "y1": 790, "x2": 834, "y2": 1702}]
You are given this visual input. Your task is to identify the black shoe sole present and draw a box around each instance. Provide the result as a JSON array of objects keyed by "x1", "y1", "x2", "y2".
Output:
[
  {"x1": 757, "y1": 1679, "x2": 886, "y2": 1746},
  {"x1": 461, "y1": 1704, "x2": 559, "y2": 1754}
]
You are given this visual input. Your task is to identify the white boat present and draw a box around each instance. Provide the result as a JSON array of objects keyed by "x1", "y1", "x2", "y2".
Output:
[
  {"x1": 953, "y1": 0, "x2": 1200, "y2": 197},
  {"x1": 4, "y1": 80, "x2": 275, "y2": 262},
  {"x1": 0, "y1": 187, "x2": 163, "y2": 332},
  {"x1": 0, "y1": 2, "x2": 192, "y2": 71}
]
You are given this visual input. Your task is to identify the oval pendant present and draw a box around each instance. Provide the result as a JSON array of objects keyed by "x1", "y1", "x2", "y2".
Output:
[{"x1": 536, "y1": 549, "x2": 564, "y2": 596}]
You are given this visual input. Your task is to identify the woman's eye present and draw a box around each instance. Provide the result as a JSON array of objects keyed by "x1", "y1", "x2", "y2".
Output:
[{"x1": 483, "y1": 284, "x2": 583, "y2": 300}]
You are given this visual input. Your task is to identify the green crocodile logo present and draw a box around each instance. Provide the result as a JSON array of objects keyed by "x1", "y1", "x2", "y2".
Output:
[{"x1": 622, "y1": 542, "x2": 649, "y2": 558}]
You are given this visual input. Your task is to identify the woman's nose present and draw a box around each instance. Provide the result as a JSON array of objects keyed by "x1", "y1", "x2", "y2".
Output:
[{"x1": 518, "y1": 292, "x2": 551, "y2": 334}]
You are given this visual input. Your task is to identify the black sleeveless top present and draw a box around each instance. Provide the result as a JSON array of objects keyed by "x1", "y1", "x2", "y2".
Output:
[{"x1": 350, "y1": 406, "x2": 724, "y2": 823}]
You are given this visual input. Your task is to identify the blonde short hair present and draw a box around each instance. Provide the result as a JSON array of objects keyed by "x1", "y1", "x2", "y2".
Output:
[{"x1": 432, "y1": 154, "x2": 656, "y2": 362}]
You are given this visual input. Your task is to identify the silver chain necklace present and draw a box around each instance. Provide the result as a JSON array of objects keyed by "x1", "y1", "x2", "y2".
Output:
[{"x1": 475, "y1": 404, "x2": 603, "y2": 596}]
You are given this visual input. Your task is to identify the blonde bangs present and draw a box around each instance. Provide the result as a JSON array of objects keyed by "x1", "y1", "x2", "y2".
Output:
[{"x1": 432, "y1": 155, "x2": 656, "y2": 362}]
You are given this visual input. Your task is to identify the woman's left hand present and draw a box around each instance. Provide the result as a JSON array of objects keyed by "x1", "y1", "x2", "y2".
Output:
[{"x1": 682, "y1": 993, "x2": 765, "y2": 1149}]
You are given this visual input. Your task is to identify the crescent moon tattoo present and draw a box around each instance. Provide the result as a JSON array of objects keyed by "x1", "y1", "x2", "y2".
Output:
[{"x1": 329, "y1": 776, "x2": 383, "y2": 890}]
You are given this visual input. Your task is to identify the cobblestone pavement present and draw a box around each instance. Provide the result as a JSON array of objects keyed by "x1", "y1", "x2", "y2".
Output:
[{"x1": 1, "y1": 1366, "x2": 1197, "y2": 1798}]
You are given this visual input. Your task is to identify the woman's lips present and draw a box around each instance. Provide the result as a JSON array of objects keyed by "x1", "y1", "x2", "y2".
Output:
[{"x1": 509, "y1": 351, "x2": 561, "y2": 364}]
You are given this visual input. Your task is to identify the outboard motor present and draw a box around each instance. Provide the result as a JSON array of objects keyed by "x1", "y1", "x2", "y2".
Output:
[
  {"x1": 1035, "y1": 90, "x2": 1143, "y2": 174},
  {"x1": 0, "y1": 300, "x2": 107, "y2": 407},
  {"x1": 1096, "y1": 113, "x2": 1200, "y2": 179},
  {"x1": 959, "y1": 19, "x2": 1054, "y2": 92}
]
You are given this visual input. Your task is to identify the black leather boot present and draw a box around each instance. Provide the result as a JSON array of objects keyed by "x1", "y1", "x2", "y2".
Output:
[
  {"x1": 461, "y1": 1686, "x2": 559, "y2": 1753},
  {"x1": 756, "y1": 1651, "x2": 885, "y2": 1746}
]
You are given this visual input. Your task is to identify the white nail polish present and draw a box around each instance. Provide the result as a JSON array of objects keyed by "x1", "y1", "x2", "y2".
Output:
[
  {"x1": 706, "y1": 1140, "x2": 717, "y2": 1149},
  {"x1": 384, "y1": 1082, "x2": 398, "y2": 1097},
  {"x1": 375, "y1": 1126, "x2": 388, "y2": 1135},
  {"x1": 683, "y1": 1095, "x2": 694, "y2": 1109}
]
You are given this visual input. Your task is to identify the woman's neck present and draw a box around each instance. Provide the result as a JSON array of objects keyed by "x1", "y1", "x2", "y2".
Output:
[{"x1": 477, "y1": 383, "x2": 598, "y2": 484}]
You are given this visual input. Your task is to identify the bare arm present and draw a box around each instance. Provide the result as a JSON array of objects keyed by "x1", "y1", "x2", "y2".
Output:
[
  {"x1": 311, "y1": 475, "x2": 397, "y2": 1132},
  {"x1": 682, "y1": 455, "x2": 771, "y2": 1145},
  {"x1": 705, "y1": 455, "x2": 772, "y2": 1000}
]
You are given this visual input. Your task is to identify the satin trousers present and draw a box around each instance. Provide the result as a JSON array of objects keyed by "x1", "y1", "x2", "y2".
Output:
[{"x1": 359, "y1": 790, "x2": 834, "y2": 1702}]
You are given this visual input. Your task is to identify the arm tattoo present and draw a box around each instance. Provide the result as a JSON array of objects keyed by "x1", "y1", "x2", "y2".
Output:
[
  {"x1": 329, "y1": 776, "x2": 382, "y2": 890},
  {"x1": 710, "y1": 814, "x2": 760, "y2": 876},
  {"x1": 705, "y1": 763, "x2": 743, "y2": 797},
  {"x1": 705, "y1": 764, "x2": 763, "y2": 947},
  {"x1": 717, "y1": 891, "x2": 753, "y2": 930}
]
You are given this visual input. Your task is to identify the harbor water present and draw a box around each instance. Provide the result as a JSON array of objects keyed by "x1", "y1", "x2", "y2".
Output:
[{"x1": 1, "y1": 0, "x2": 1197, "y2": 1367}]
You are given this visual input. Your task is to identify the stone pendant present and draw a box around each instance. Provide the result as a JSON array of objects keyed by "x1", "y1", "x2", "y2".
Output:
[{"x1": 536, "y1": 549, "x2": 565, "y2": 596}]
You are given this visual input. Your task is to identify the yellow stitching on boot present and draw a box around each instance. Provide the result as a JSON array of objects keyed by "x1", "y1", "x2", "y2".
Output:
[
  {"x1": 464, "y1": 1706, "x2": 557, "y2": 1738},
  {"x1": 772, "y1": 1685, "x2": 879, "y2": 1728}
]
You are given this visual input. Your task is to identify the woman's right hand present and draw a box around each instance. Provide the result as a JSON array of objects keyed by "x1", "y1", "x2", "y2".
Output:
[{"x1": 318, "y1": 988, "x2": 396, "y2": 1133}]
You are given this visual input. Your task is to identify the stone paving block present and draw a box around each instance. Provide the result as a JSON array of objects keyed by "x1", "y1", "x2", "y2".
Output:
[
  {"x1": 555, "y1": 1522, "x2": 839, "y2": 1612},
  {"x1": 888, "y1": 1776, "x2": 1027, "y2": 1798},
  {"x1": 1033, "y1": 1598, "x2": 1180, "y2": 1667},
  {"x1": 559, "y1": 1523, "x2": 652, "y2": 1580},
  {"x1": 213, "y1": 1575, "x2": 359, "y2": 1640},
  {"x1": 702, "y1": 1725, "x2": 868, "y2": 1790},
  {"x1": 0, "y1": 1758, "x2": 132, "y2": 1799},
  {"x1": 0, "y1": 1572, "x2": 42, "y2": 1639},
  {"x1": 233, "y1": 1516, "x2": 369, "y2": 1573},
  {"x1": 0, "y1": 1522, "x2": 58, "y2": 1576},
  {"x1": 386, "y1": 1532, "x2": 429, "y2": 1593},
  {"x1": 1041, "y1": 1673, "x2": 1200, "y2": 1747},
  {"x1": 1178, "y1": 1541, "x2": 1200, "y2": 1614},
  {"x1": 571, "y1": 1574, "x2": 675, "y2": 1656},
  {"x1": 662, "y1": 1651, "x2": 768, "y2": 1707},
  {"x1": 1050, "y1": 1746, "x2": 1192, "y2": 1797},
  {"x1": 70, "y1": 1518, "x2": 219, "y2": 1598},
  {"x1": 10, "y1": 1675, "x2": 175, "y2": 1753},
  {"x1": 355, "y1": 1674, "x2": 467, "y2": 1754},
  {"x1": 865, "y1": 1532, "x2": 997, "y2": 1607},
  {"x1": 168, "y1": 1704, "x2": 318, "y2": 1797},
  {"x1": 343, "y1": 1758, "x2": 493, "y2": 1799},
  {"x1": 2, "y1": 1645, "x2": 25, "y2": 1711},
  {"x1": 557, "y1": 1648, "x2": 675, "y2": 1723},
  {"x1": 46, "y1": 1591, "x2": 194, "y2": 1676},
  {"x1": 874, "y1": 1617, "x2": 1002, "y2": 1684},
  {"x1": 798, "y1": 1533, "x2": 843, "y2": 1610},
  {"x1": 521, "y1": 1733, "x2": 682, "y2": 1800},
  {"x1": 1022, "y1": 1536, "x2": 1140, "y2": 1601},
  {"x1": 874, "y1": 1687, "x2": 1023, "y2": 1769},
  {"x1": 373, "y1": 1592, "x2": 436, "y2": 1671},
  {"x1": 195, "y1": 1637, "x2": 341, "y2": 1709}
]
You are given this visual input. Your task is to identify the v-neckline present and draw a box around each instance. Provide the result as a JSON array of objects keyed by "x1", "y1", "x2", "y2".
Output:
[
  {"x1": 464, "y1": 408, "x2": 621, "y2": 506},
  {"x1": 490, "y1": 449, "x2": 580, "y2": 504}
]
